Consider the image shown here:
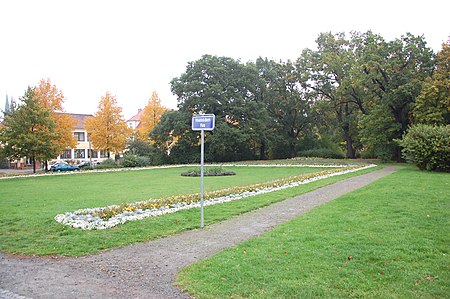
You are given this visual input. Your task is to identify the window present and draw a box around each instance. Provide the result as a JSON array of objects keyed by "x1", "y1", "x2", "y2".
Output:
[
  {"x1": 100, "y1": 150, "x2": 109, "y2": 158},
  {"x1": 88, "y1": 149, "x2": 98, "y2": 158},
  {"x1": 74, "y1": 132, "x2": 85, "y2": 142},
  {"x1": 74, "y1": 149, "x2": 85, "y2": 159},
  {"x1": 61, "y1": 149, "x2": 72, "y2": 159}
]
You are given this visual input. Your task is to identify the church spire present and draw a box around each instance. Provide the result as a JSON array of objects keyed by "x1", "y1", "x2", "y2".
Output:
[{"x1": 4, "y1": 94, "x2": 10, "y2": 114}]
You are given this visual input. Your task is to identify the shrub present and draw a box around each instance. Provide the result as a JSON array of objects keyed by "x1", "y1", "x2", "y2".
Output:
[
  {"x1": 120, "y1": 154, "x2": 154, "y2": 168},
  {"x1": 96, "y1": 158, "x2": 119, "y2": 169},
  {"x1": 298, "y1": 148, "x2": 346, "y2": 159},
  {"x1": 121, "y1": 154, "x2": 139, "y2": 168},
  {"x1": 181, "y1": 166, "x2": 236, "y2": 177},
  {"x1": 136, "y1": 156, "x2": 151, "y2": 167},
  {"x1": 397, "y1": 124, "x2": 450, "y2": 171}
]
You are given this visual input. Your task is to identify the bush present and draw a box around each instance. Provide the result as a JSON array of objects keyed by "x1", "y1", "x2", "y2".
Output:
[
  {"x1": 298, "y1": 148, "x2": 346, "y2": 159},
  {"x1": 181, "y1": 166, "x2": 236, "y2": 177},
  {"x1": 96, "y1": 158, "x2": 119, "y2": 169},
  {"x1": 136, "y1": 156, "x2": 151, "y2": 167},
  {"x1": 0, "y1": 158, "x2": 9, "y2": 169},
  {"x1": 397, "y1": 124, "x2": 450, "y2": 171},
  {"x1": 120, "y1": 154, "x2": 154, "y2": 168},
  {"x1": 121, "y1": 154, "x2": 139, "y2": 168}
]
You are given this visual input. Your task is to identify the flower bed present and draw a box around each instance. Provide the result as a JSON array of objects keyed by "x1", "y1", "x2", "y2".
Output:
[{"x1": 54, "y1": 164, "x2": 376, "y2": 230}]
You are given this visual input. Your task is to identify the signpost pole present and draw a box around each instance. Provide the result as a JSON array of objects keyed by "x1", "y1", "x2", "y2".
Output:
[
  {"x1": 200, "y1": 129, "x2": 205, "y2": 228},
  {"x1": 191, "y1": 114, "x2": 215, "y2": 229}
]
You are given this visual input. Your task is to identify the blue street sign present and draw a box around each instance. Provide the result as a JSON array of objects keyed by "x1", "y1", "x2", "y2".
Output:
[{"x1": 192, "y1": 114, "x2": 215, "y2": 131}]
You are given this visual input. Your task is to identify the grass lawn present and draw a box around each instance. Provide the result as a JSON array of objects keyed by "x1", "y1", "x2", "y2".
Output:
[
  {"x1": 176, "y1": 166, "x2": 450, "y2": 298},
  {"x1": 0, "y1": 164, "x2": 376, "y2": 256}
]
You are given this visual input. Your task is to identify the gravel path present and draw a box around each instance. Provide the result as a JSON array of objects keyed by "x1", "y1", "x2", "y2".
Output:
[{"x1": 0, "y1": 167, "x2": 395, "y2": 299}]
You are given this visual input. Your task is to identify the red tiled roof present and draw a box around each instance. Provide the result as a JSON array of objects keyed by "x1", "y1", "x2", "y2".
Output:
[{"x1": 127, "y1": 109, "x2": 144, "y2": 122}]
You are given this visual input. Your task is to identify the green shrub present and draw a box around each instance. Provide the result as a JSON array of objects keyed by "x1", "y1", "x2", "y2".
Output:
[
  {"x1": 120, "y1": 154, "x2": 153, "y2": 168},
  {"x1": 121, "y1": 154, "x2": 139, "y2": 168},
  {"x1": 397, "y1": 124, "x2": 450, "y2": 171},
  {"x1": 136, "y1": 156, "x2": 151, "y2": 167},
  {"x1": 0, "y1": 158, "x2": 9, "y2": 169},
  {"x1": 96, "y1": 158, "x2": 119, "y2": 169},
  {"x1": 298, "y1": 148, "x2": 346, "y2": 159},
  {"x1": 181, "y1": 166, "x2": 236, "y2": 177}
]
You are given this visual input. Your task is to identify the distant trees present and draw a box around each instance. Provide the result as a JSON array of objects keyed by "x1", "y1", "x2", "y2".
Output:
[
  {"x1": 137, "y1": 91, "x2": 168, "y2": 139},
  {"x1": 148, "y1": 32, "x2": 447, "y2": 165},
  {"x1": 34, "y1": 78, "x2": 77, "y2": 156},
  {"x1": 85, "y1": 92, "x2": 131, "y2": 158},
  {"x1": 0, "y1": 87, "x2": 60, "y2": 173}
]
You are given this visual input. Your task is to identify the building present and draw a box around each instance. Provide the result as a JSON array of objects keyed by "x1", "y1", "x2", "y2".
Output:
[
  {"x1": 54, "y1": 113, "x2": 112, "y2": 163},
  {"x1": 126, "y1": 109, "x2": 144, "y2": 130}
]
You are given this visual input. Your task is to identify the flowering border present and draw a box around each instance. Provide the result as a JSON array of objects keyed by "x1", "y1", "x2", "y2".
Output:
[{"x1": 54, "y1": 164, "x2": 376, "y2": 230}]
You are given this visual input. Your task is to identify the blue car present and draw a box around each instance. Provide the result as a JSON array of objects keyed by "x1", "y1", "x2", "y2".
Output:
[{"x1": 50, "y1": 162, "x2": 80, "y2": 172}]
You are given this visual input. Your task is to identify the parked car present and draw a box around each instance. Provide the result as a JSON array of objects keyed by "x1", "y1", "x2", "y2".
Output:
[
  {"x1": 76, "y1": 161, "x2": 100, "y2": 168},
  {"x1": 47, "y1": 161, "x2": 68, "y2": 171},
  {"x1": 76, "y1": 161, "x2": 91, "y2": 168},
  {"x1": 50, "y1": 162, "x2": 80, "y2": 172}
]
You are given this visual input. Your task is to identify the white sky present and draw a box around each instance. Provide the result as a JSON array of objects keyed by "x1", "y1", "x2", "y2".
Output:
[{"x1": 1, "y1": 0, "x2": 449, "y2": 119}]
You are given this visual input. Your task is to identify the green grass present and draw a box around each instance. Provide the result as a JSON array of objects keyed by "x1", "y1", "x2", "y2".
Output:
[
  {"x1": 176, "y1": 166, "x2": 450, "y2": 298},
  {"x1": 0, "y1": 165, "x2": 377, "y2": 256}
]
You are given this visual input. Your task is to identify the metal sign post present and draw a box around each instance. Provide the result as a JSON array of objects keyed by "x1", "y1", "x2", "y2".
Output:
[{"x1": 192, "y1": 114, "x2": 215, "y2": 228}]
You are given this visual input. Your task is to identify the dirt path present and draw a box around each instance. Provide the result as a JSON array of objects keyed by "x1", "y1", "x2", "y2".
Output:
[{"x1": 0, "y1": 167, "x2": 396, "y2": 299}]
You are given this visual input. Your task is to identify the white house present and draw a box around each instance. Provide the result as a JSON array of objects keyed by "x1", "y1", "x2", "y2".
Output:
[
  {"x1": 54, "y1": 113, "x2": 113, "y2": 163},
  {"x1": 126, "y1": 109, "x2": 144, "y2": 130}
]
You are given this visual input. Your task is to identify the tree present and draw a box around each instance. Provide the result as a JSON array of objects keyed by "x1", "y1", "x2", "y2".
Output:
[
  {"x1": 33, "y1": 78, "x2": 77, "y2": 158},
  {"x1": 0, "y1": 87, "x2": 60, "y2": 173},
  {"x1": 297, "y1": 32, "x2": 370, "y2": 158},
  {"x1": 412, "y1": 40, "x2": 450, "y2": 125},
  {"x1": 258, "y1": 58, "x2": 313, "y2": 158},
  {"x1": 138, "y1": 91, "x2": 168, "y2": 139},
  {"x1": 84, "y1": 92, "x2": 131, "y2": 158},
  {"x1": 357, "y1": 33, "x2": 435, "y2": 160},
  {"x1": 171, "y1": 55, "x2": 269, "y2": 161},
  {"x1": 150, "y1": 110, "x2": 196, "y2": 163}
]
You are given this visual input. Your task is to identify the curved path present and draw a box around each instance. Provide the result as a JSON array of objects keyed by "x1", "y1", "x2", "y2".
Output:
[{"x1": 0, "y1": 167, "x2": 396, "y2": 299}]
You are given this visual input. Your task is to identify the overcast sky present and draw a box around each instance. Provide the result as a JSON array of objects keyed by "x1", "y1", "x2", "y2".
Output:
[{"x1": 1, "y1": 0, "x2": 449, "y2": 119}]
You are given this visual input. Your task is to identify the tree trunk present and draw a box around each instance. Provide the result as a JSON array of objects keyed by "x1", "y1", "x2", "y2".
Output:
[
  {"x1": 32, "y1": 156, "x2": 36, "y2": 174},
  {"x1": 343, "y1": 125, "x2": 356, "y2": 159},
  {"x1": 259, "y1": 139, "x2": 267, "y2": 160},
  {"x1": 393, "y1": 146, "x2": 403, "y2": 163},
  {"x1": 289, "y1": 141, "x2": 296, "y2": 158}
]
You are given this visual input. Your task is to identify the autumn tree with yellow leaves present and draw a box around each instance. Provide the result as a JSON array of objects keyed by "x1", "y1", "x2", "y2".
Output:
[
  {"x1": 34, "y1": 78, "x2": 77, "y2": 152},
  {"x1": 137, "y1": 91, "x2": 168, "y2": 140},
  {"x1": 85, "y1": 92, "x2": 131, "y2": 158}
]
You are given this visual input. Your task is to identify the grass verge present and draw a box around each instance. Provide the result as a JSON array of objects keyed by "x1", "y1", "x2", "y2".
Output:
[
  {"x1": 0, "y1": 165, "x2": 378, "y2": 256},
  {"x1": 176, "y1": 166, "x2": 450, "y2": 298}
]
